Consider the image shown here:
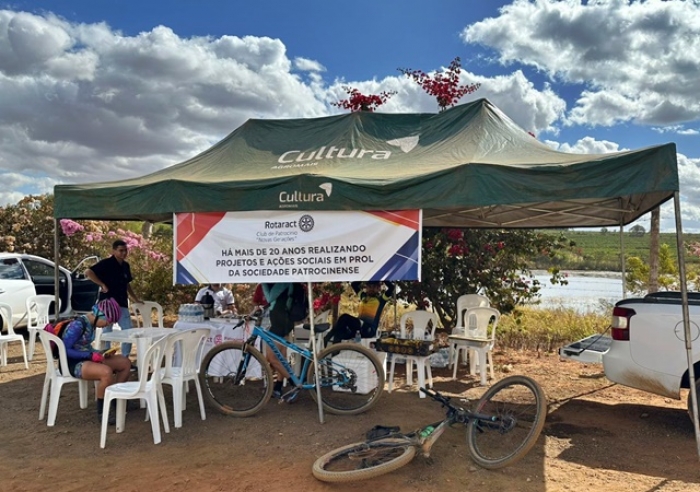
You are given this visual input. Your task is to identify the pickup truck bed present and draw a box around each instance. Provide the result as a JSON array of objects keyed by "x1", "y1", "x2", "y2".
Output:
[
  {"x1": 560, "y1": 334, "x2": 612, "y2": 363},
  {"x1": 560, "y1": 291, "x2": 700, "y2": 414}
]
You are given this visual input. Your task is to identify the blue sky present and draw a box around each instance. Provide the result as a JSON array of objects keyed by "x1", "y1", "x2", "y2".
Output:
[{"x1": 1, "y1": 0, "x2": 699, "y2": 231}]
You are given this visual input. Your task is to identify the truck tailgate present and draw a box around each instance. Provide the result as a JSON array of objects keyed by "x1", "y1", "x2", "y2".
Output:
[{"x1": 559, "y1": 334, "x2": 612, "y2": 364}]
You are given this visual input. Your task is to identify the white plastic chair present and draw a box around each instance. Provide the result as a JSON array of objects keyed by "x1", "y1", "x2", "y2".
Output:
[
  {"x1": 0, "y1": 302, "x2": 29, "y2": 369},
  {"x1": 26, "y1": 295, "x2": 60, "y2": 361},
  {"x1": 100, "y1": 337, "x2": 170, "y2": 448},
  {"x1": 387, "y1": 310, "x2": 438, "y2": 398},
  {"x1": 449, "y1": 294, "x2": 490, "y2": 370},
  {"x1": 131, "y1": 301, "x2": 165, "y2": 328},
  {"x1": 291, "y1": 310, "x2": 331, "y2": 378},
  {"x1": 37, "y1": 330, "x2": 89, "y2": 426},
  {"x1": 160, "y1": 328, "x2": 208, "y2": 428},
  {"x1": 449, "y1": 306, "x2": 500, "y2": 386}
]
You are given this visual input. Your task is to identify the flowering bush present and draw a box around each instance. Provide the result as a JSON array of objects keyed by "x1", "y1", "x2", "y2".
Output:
[
  {"x1": 0, "y1": 194, "x2": 197, "y2": 313},
  {"x1": 398, "y1": 57, "x2": 480, "y2": 111},
  {"x1": 332, "y1": 87, "x2": 397, "y2": 112}
]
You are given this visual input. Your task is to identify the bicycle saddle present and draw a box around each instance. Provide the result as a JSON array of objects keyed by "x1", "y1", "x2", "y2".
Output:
[{"x1": 301, "y1": 322, "x2": 331, "y2": 333}]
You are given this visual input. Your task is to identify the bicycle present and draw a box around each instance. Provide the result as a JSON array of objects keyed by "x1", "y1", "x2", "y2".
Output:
[
  {"x1": 312, "y1": 375, "x2": 547, "y2": 482},
  {"x1": 198, "y1": 311, "x2": 385, "y2": 417}
]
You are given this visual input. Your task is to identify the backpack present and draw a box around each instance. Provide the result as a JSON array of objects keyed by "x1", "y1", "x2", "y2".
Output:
[
  {"x1": 282, "y1": 284, "x2": 309, "y2": 322},
  {"x1": 44, "y1": 316, "x2": 88, "y2": 359}
]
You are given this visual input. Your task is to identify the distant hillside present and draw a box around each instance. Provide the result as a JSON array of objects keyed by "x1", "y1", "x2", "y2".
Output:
[{"x1": 532, "y1": 229, "x2": 700, "y2": 271}]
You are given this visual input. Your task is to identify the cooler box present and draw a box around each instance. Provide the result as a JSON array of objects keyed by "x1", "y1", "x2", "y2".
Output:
[{"x1": 332, "y1": 351, "x2": 379, "y2": 395}]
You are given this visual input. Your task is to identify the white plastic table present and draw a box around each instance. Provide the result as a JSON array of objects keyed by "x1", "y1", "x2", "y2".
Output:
[{"x1": 101, "y1": 327, "x2": 173, "y2": 373}]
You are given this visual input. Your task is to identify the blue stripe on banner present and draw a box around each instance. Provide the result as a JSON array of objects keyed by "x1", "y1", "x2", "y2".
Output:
[
  {"x1": 176, "y1": 263, "x2": 199, "y2": 284},
  {"x1": 373, "y1": 232, "x2": 420, "y2": 281}
]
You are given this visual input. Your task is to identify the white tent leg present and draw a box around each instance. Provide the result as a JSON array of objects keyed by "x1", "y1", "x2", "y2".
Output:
[
  {"x1": 308, "y1": 282, "x2": 324, "y2": 424},
  {"x1": 674, "y1": 192, "x2": 700, "y2": 459}
]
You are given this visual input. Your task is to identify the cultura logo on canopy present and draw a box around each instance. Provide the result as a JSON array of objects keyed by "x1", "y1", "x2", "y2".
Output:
[
  {"x1": 279, "y1": 182, "x2": 333, "y2": 208},
  {"x1": 274, "y1": 135, "x2": 419, "y2": 167}
]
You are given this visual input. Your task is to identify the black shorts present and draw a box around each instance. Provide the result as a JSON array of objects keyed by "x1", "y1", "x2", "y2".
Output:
[{"x1": 269, "y1": 301, "x2": 294, "y2": 338}]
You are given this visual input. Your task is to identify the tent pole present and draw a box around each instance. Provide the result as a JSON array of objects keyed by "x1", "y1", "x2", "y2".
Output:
[
  {"x1": 619, "y1": 223, "x2": 626, "y2": 299},
  {"x1": 674, "y1": 192, "x2": 700, "y2": 459},
  {"x1": 307, "y1": 281, "x2": 324, "y2": 423},
  {"x1": 53, "y1": 220, "x2": 61, "y2": 319}
]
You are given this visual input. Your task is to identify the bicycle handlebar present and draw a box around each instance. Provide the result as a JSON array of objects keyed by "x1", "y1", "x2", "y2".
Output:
[{"x1": 419, "y1": 387, "x2": 455, "y2": 409}]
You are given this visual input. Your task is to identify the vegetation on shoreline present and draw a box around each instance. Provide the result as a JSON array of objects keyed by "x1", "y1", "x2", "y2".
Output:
[{"x1": 534, "y1": 229, "x2": 700, "y2": 271}]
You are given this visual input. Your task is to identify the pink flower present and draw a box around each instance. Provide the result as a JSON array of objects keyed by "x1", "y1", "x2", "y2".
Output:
[{"x1": 59, "y1": 219, "x2": 84, "y2": 237}]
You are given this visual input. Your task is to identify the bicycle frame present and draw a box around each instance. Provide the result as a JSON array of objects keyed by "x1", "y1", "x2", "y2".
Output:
[
  {"x1": 236, "y1": 315, "x2": 322, "y2": 390},
  {"x1": 366, "y1": 387, "x2": 503, "y2": 458}
]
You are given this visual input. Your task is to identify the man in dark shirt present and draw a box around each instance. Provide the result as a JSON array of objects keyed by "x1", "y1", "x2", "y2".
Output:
[{"x1": 85, "y1": 239, "x2": 142, "y2": 358}]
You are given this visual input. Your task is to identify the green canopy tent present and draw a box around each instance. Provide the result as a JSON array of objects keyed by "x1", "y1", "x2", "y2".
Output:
[
  {"x1": 52, "y1": 98, "x2": 699, "y2": 448},
  {"x1": 54, "y1": 99, "x2": 677, "y2": 228}
]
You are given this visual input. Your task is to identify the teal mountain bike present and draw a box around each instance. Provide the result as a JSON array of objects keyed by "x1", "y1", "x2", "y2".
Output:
[{"x1": 199, "y1": 311, "x2": 385, "y2": 417}]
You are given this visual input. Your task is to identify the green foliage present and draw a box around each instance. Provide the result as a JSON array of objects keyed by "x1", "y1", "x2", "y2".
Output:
[
  {"x1": 533, "y1": 229, "x2": 700, "y2": 271},
  {"x1": 397, "y1": 228, "x2": 569, "y2": 330},
  {"x1": 498, "y1": 306, "x2": 609, "y2": 351}
]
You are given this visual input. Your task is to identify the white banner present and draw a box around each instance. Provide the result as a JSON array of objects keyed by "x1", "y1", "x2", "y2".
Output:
[{"x1": 174, "y1": 209, "x2": 421, "y2": 284}]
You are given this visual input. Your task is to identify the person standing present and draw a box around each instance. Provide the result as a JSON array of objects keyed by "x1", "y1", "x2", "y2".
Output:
[
  {"x1": 261, "y1": 283, "x2": 298, "y2": 402},
  {"x1": 85, "y1": 239, "x2": 142, "y2": 361}
]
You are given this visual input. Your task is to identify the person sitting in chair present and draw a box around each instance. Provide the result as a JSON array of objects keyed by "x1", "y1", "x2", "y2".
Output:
[{"x1": 324, "y1": 281, "x2": 394, "y2": 345}]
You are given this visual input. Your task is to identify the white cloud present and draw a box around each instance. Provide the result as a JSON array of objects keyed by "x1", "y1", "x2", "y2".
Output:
[
  {"x1": 294, "y1": 57, "x2": 325, "y2": 72},
  {"x1": 463, "y1": 0, "x2": 700, "y2": 127},
  {"x1": 0, "y1": 10, "x2": 327, "y2": 196}
]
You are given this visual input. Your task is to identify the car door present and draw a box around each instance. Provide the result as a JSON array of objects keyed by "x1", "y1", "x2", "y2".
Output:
[
  {"x1": 0, "y1": 257, "x2": 36, "y2": 329},
  {"x1": 22, "y1": 257, "x2": 69, "y2": 317},
  {"x1": 69, "y1": 256, "x2": 101, "y2": 312}
]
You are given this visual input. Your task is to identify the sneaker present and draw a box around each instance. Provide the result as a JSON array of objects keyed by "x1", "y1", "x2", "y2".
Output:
[
  {"x1": 272, "y1": 390, "x2": 282, "y2": 400},
  {"x1": 129, "y1": 363, "x2": 138, "y2": 374}
]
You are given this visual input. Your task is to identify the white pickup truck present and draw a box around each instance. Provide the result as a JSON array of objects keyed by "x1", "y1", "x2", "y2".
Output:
[{"x1": 560, "y1": 291, "x2": 700, "y2": 416}]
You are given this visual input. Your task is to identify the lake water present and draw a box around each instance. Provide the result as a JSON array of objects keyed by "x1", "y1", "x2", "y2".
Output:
[{"x1": 530, "y1": 270, "x2": 623, "y2": 313}]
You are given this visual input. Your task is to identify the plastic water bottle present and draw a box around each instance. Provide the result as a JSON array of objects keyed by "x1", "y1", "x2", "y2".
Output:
[
  {"x1": 419, "y1": 426, "x2": 435, "y2": 438},
  {"x1": 354, "y1": 330, "x2": 361, "y2": 344}
]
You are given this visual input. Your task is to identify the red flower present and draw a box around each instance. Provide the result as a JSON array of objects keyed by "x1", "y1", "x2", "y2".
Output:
[
  {"x1": 332, "y1": 87, "x2": 397, "y2": 112},
  {"x1": 398, "y1": 57, "x2": 480, "y2": 111}
]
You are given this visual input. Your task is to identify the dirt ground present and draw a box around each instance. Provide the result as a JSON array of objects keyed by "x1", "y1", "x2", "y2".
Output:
[{"x1": 1, "y1": 337, "x2": 699, "y2": 492}]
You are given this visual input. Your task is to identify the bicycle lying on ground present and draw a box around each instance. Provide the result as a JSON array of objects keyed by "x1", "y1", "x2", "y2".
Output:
[
  {"x1": 198, "y1": 311, "x2": 385, "y2": 417},
  {"x1": 312, "y1": 375, "x2": 547, "y2": 482}
]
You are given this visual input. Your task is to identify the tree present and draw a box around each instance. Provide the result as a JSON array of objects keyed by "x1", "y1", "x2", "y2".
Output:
[
  {"x1": 629, "y1": 224, "x2": 646, "y2": 237},
  {"x1": 626, "y1": 243, "x2": 677, "y2": 294},
  {"x1": 398, "y1": 57, "x2": 480, "y2": 111},
  {"x1": 397, "y1": 228, "x2": 568, "y2": 329},
  {"x1": 648, "y1": 207, "x2": 660, "y2": 293}
]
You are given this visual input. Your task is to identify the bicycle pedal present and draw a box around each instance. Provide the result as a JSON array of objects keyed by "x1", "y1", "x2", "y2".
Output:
[{"x1": 279, "y1": 387, "x2": 300, "y2": 404}]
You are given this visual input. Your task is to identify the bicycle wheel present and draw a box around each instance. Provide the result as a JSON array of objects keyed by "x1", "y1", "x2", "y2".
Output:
[
  {"x1": 466, "y1": 375, "x2": 547, "y2": 469},
  {"x1": 307, "y1": 343, "x2": 385, "y2": 415},
  {"x1": 312, "y1": 438, "x2": 416, "y2": 483},
  {"x1": 199, "y1": 341, "x2": 274, "y2": 417}
]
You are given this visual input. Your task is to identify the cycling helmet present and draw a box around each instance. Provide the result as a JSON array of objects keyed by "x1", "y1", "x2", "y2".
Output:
[{"x1": 93, "y1": 298, "x2": 121, "y2": 324}]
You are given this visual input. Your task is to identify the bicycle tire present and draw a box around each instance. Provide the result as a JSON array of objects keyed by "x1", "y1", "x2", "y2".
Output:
[
  {"x1": 199, "y1": 341, "x2": 274, "y2": 417},
  {"x1": 312, "y1": 438, "x2": 416, "y2": 483},
  {"x1": 307, "y1": 343, "x2": 385, "y2": 415},
  {"x1": 466, "y1": 375, "x2": 547, "y2": 469}
]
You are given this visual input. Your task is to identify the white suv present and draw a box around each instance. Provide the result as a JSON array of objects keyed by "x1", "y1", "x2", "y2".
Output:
[{"x1": 0, "y1": 253, "x2": 100, "y2": 331}]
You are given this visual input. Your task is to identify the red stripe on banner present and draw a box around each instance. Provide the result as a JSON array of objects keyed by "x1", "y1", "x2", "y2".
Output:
[
  {"x1": 176, "y1": 212, "x2": 226, "y2": 260},
  {"x1": 368, "y1": 210, "x2": 420, "y2": 230}
]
